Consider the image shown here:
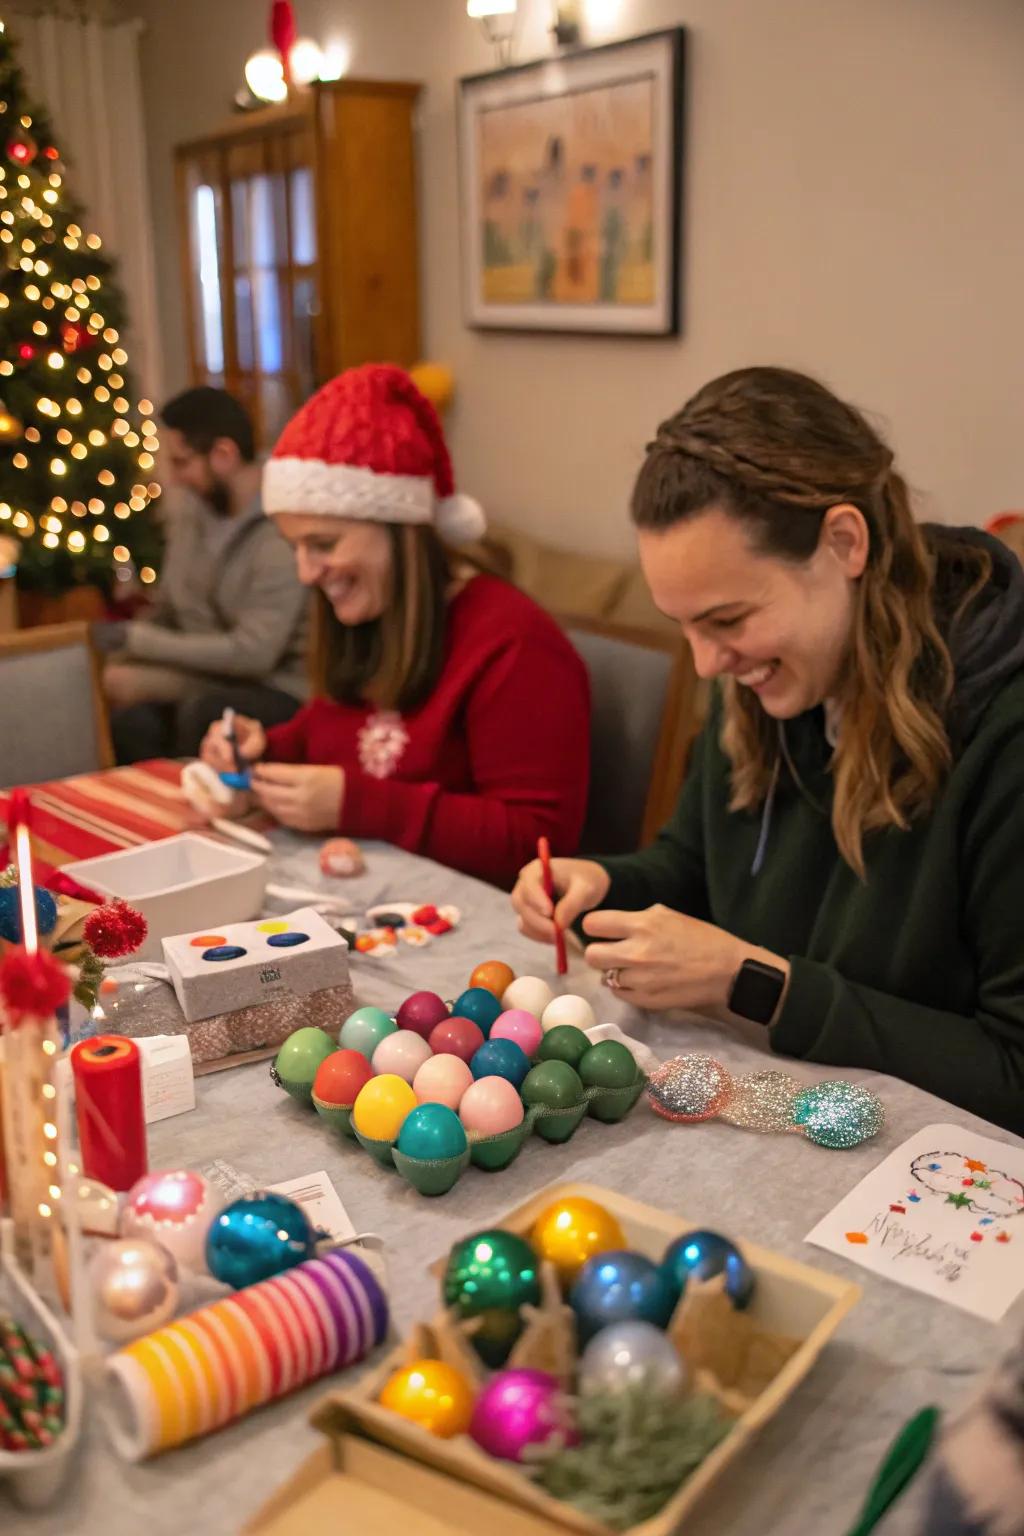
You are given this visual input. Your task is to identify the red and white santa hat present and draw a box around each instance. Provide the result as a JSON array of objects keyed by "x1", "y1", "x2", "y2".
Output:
[{"x1": 263, "y1": 364, "x2": 485, "y2": 544}]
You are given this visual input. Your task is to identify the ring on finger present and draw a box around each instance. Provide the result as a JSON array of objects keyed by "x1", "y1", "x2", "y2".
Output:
[{"x1": 603, "y1": 968, "x2": 622, "y2": 991}]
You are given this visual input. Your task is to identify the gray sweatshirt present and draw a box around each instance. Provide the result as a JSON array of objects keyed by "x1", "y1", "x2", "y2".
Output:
[{"x1": 123, "y1": 491, "x2": 309, "y2": 700}]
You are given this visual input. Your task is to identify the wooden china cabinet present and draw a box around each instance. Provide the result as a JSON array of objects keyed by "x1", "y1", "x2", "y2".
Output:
[{"x1": 174, "y1": 80, "x2": 421, "y2": 447}]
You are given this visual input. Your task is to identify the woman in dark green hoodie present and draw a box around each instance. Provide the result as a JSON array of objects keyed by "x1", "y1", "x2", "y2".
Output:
[{"x1": 513, "y1": 367, "x2": 1024, "y2": 1132}]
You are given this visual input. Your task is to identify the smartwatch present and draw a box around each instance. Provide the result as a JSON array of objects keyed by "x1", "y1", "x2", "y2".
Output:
[{"x1": 727, "y1": 958, "x2": 788, "y2": 1026}]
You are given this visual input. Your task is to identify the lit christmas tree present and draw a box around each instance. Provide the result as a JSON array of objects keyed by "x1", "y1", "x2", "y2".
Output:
[{"x1": 0, "y1": 19, "x2": 162, "y2": 599}]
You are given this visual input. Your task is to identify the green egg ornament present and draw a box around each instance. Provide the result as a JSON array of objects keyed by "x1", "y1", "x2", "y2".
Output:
[
  {"x1": 578, "y1": 1040, "x2": 639, "y2": 1090},
  {"x1": 272, "y1": 1027, "x2": 337, "y2": 1106},
  {"x1": 443, "y1": 1228, "x2": 541, "y2": 1367},
  {"x1": 521, "y1": 1060, "x2": 585, "y2": 1110},
  {"x1": 537, "y1": 1025, "x2": 591, "y2": 1070},
  {"x1": 339, "y1": 1005, "x2": 397, "y2": 1060}
]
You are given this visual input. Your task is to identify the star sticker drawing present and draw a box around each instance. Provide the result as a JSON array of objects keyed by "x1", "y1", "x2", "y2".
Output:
[
  {"x1": 946, "y1": 1192, "x2": 973, "y2": 1209},
  {"x1": 910, "y1": 1152, "x2": 1024, "y2": 1220}
]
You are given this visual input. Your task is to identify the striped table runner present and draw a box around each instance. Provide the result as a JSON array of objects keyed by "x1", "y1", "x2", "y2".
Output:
[{"x1": 0, "y1": 760, "x2": 198, "y2": 869}]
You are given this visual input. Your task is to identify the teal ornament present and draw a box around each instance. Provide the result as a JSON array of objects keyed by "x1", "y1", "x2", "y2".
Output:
[
  {"x1": 662, "y1": 1230, "x2": 754, "y2": 1309},
  {"x1": 339, "y1": 1005, "x2": 396, "y2": 1059},
  {"x1": 570, "y1": 1250, "x2": 680, "y2": 1345},
  {"x1": 205, "y1": 1192, "x2": 315, "y2": 1288},
  {"x1": 792, "y1": 1080, "x2": 885, "y2": 1149},
  {"x1": 470, "y1": 1038, "x2": 531, "y2": 1088},
  {"x1": 397, "y1": 1103, "x2": 468, "y2": 1161},
  {"x1": 0, "y1": 885, "x2": 58, "y2": 944},
  {"x1": 453, "y1": 987, "x2": 502, "y2": 1037}
]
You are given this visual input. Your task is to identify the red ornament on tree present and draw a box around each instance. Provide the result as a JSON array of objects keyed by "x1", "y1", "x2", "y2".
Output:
[
  {"x1": 0, "y1": 946, "x2": 71, "y2": 1026},
  {"x1": 6, "y1": 133, "x2": 37, "y2": 167},
  {"x1": 270, "y1": 1, "x2": 298, "y2": 85},
  {"x1": 43, "y1": 145, "x2": 60, "y2": 161},
  {"x1": 61, "y1": 321, "x2": 92, "y2": 355},
  {"x1": 17, "y1": 343, "x2": 35, "y2": 362}
]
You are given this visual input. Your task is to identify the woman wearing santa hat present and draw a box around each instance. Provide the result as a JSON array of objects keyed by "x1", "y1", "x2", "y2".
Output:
[{"x1": 200, "y1": 364, "x2": 590, "y2": 886}]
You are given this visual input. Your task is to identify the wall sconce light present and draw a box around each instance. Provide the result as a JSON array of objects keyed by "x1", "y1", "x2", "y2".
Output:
[{"x1": 467, "y1": 0, "x2": 518, "y2": 67}]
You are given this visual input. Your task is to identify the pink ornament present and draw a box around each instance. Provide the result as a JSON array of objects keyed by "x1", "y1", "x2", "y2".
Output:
[
  {"x1": 428, "y1": 1015, "x2": 485, "y2": 1064},
  {"x1": 469, "y1": 1368, "x2": 578, "y2": 1461},
  {"x1": 490, "y1": 1009, "x2": 543, "y2": 1060},
  {"x1": 413, "y1": 1053, "x2": 474, "y2": 1111},
  {"x1": 371, "y1": 1029, "x2": 433, "y2": 1084},
  {"x1": 121, "y1": 1169, "x2": 223, "y2": 1275},
  {"x1": 458, "y1": 1075, "x2": 525, "y2": 1137},
  {"x1": 396, "y1": 990, "x2": 449, "y2": 1040}
]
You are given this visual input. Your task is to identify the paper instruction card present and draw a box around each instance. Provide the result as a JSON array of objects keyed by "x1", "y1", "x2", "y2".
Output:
[
  {"x1": 806, "y1": 1123, "x2": 1024, "y2": 1321},
  {"x1": 269, "y1": 1170, "x2": 356, "y2": 1244}
]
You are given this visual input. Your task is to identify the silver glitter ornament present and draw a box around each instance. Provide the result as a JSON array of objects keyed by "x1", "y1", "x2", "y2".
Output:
[
  {"x1": 791, "y1": 1080, "x2": 885, "y2": 1149},
  {"x1": 646, "y1": 1054, "x2": 733, "y2": 1123},
  {"x1": 720, "y1": 1070, "x2": 801, "y2": 1133}
]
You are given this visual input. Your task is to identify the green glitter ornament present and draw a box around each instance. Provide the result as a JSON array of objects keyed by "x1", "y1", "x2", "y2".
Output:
[
  {"x1": 442, "y1": 1228, "x2": 541, "y2": 1367},
  {"x1": 791, "y1": 1080, "x2": 884, "y2": 1149}
]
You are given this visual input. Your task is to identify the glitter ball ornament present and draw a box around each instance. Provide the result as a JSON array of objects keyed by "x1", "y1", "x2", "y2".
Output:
[
  {"x1": 719, "y1": 1070, "x2": 801, "y2": 1133},
  {"x1": 89, "y1": 1238, "x2": 179, "y2": 1343},
  {"x1": 645, "y1": 1054, "x2": 733, "y2": 1122},
  {"x1": 121, "y1": 1169, "x2": 223, "y2": 1275},
  {"x1": 0, "y1": 885, "x2": 58, "y2": 943},
  {"x1": 379, "y1": 1358, "x2": 475, "y2": 1438},
  {"x1": 792, "y1": 1081, "x2": 885, "y2": 1149}
]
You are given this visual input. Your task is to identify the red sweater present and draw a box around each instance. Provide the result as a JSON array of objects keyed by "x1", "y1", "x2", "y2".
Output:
[{"x1": 264, "y1": 574, "x2": 590, "y2": 886}]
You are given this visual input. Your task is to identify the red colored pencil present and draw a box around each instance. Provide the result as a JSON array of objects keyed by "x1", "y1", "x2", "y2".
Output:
[{"x1": 537, "y1": 836, "x2": 568, "y2": 975}]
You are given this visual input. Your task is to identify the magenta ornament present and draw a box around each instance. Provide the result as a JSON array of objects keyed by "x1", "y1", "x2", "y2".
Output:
[{"x1": 469, "y1": 1368, "x2": 577, "y2": 1462}]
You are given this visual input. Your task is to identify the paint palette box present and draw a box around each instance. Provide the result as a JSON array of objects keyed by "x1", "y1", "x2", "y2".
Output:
[{"x1": 162, "y1": 907, "x2": 350, "y2": 1024}]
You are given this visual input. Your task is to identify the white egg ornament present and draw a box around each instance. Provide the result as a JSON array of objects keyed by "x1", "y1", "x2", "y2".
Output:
[
  {"x1": 121, "y1": 1169, "x2": 224, "y2": 1275},
  {"x1": 541, "y1": 994, "x2": 596, "y2": 1034},
  {"x1": 89, "y1": 1238, "x2": 179, "y2": 1343},
  {"x1": 502, "y1": 975, "x2": 555, "y2": 1018}
]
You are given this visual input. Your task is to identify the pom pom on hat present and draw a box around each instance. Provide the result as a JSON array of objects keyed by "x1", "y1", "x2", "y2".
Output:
[{"x1": 263, "y1": 364, "x2": 485, "y2": 544}]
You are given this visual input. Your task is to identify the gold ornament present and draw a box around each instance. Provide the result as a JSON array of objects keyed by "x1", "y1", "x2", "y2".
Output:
[
  {"x1": 530, "y1": 1195, "x2": 626, "y2": 1288},
  {"x1": 379, "y1": 1358, "x2": 475, "y2": 1438},
  {"x1": 0, "y1": 409, "x2": 22, "y2": 442}
]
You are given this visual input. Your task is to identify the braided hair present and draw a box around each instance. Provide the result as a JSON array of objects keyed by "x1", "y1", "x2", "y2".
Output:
[{"x1": 633, "y1": 367, "x2": 989, "y2": 876}]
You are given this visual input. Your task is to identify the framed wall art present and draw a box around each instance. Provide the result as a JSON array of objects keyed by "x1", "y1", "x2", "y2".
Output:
[{"x1": 457, "y1": 28, "x2": 685, "y2": 336}]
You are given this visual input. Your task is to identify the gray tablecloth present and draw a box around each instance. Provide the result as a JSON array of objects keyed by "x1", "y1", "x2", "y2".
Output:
[{"x1": 11, "y1": 833, "x2": 1023, "y2": 1535}]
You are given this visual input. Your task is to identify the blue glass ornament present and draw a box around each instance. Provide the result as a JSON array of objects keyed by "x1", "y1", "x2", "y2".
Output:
[
  {"x1": 661, "y1": 1230, "x2": 755, "y2": 1309},
  {"x1": 205, "y1": 1192, "x2": 315, "y2": 1289},
  {"x1": 569, "y1": 1250, "x2": 680, "y2": 1345},
  {"x1": 470, "y1": 1038, "x2": 531, "y2": 1088},
  {"x1": 791, "y1": 1081, "x2": 885, "y2": 1149},
  {"x1": 0, "y1": 885, "x2": 58, "y2": 944},
  {"x1": 453, "y1": 987, "x2": 503, "y2": 1037}
]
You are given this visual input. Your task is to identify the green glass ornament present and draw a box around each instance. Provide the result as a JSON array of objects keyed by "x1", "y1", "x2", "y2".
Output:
[
  {"x1": 578, "y1": 1041, "x2": 639, "y2": 1090},
  {"x1": 521, "y1": 1060, "x2": 585, "y2": 1110},
  {"x1": 443, "y1": 1228, "x2": 541, "y2": 1366},
  {"x1": 537, "y1": 1025, "x2": 591, "y2": 1070},
  {"x1": 271, "y1": 1026, "x2": 336, "y2": 1106}
]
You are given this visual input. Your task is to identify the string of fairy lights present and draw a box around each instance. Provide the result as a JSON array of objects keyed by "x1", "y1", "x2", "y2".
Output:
[{"x1": 0, "y1": 61, "x2": 160, "y2": 585}]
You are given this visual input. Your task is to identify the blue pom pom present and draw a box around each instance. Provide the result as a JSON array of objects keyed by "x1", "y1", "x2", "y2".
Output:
[{"x1": 0, "y1": 885, "x2": 58, "y2": 944}]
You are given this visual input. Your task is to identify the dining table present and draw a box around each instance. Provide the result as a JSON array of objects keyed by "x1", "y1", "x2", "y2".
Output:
[{"x1": 3, "y1": 765, "x2": 1022, "y2": 1536}]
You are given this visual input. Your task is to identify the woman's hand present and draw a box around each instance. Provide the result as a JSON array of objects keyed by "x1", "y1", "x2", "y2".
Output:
[
  {"x1": 250, "y1": 763, "x2": 345, "y2": 834},
  {"x1": 511, "y1": 857, "x2": 611, "y2": 944},
  {"x1": 199, "y1": 715, "x2": 267, "y2": 774},
  {"x1": 582, "y1": 904, "x2": 789, "y2": 1016}
]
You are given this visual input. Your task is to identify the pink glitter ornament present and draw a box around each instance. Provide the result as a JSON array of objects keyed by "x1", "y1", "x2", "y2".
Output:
[{"x1": 646, "y1": 1054, "x2": 733, "y2": 1123}]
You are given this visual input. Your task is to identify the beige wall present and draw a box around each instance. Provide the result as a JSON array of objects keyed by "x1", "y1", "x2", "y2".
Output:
[{"x1": 135, "y1": 0, "x2": 1024, "y2": 555}]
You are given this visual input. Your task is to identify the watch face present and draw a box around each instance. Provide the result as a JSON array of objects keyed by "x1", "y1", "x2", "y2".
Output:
[{"x1": 729, "y1": 960, "x2": 786, "y2": 1025}]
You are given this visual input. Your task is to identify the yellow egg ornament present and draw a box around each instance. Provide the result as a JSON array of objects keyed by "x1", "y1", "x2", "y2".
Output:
[
  {"x1": 530, "y1": 1195, "x2": 626, "y2": 1288},
  {"x1": 379, "y1": 1358, "x2": 475, "y2": 1438},
  {"x1": 351, "y1": 1073, "x2": 417, "y2": 1141}
]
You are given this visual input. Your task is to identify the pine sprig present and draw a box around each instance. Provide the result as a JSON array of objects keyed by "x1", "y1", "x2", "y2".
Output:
[{"x1": 527, "y1": 1385, "x2": 731, "y2": 1531}]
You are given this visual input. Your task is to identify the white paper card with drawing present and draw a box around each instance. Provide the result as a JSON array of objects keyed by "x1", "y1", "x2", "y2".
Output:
[{"x1": 805, "y1": 1123, "x2": 1024, "y2": 1321}]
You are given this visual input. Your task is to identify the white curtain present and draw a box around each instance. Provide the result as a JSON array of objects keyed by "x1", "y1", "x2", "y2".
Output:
[{"x1": 6, "y1": 2, "x2": 164, "y2": 403}]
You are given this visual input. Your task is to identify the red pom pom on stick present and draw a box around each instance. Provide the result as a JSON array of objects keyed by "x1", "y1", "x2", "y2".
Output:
[
  {"x1": 0, "y1": 947, "x2": 71, "y2": 1026},
  {"x1": 83, "y1": 899, "x2": 148, "y2": 959}
]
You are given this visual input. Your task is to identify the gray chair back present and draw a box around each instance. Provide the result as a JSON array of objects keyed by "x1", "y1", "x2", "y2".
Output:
[
  {"x1": 0, "y1": 623, "x2": 111, "y2": 786},
  {"x1": 567, "y1": 624, "x2": 674, "y2": 855}
]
